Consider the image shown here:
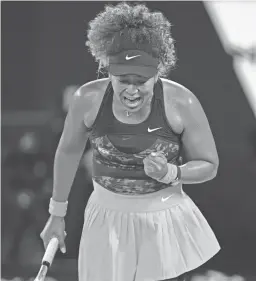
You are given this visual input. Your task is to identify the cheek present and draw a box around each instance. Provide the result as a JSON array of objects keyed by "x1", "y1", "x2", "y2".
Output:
[
  {"x1": 112, "y1": 83, "x2": 125, "y2": 95},
  {"x1": 140, "y1": 87, "x2": 153, "y2": 100},
  {"x1": 139, "y1": 81, "x2": 155, "y2": 94}
]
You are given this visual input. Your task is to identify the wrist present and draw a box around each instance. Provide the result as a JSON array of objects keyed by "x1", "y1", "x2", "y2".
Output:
[
  {"x1": 158, "y1": 164, "x2": 181, "y2": 185},
  {"x1": 49, "y1": 198, "x2": 68, "y2": 217},
  {"x1": 49, "y1": 214, "x2": 65, "y2": 221},
  {"x1": 171, "y1": 165, "x2": 181, "y2": 185}
]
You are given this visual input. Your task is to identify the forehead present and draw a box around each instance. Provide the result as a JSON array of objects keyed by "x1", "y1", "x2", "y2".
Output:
[{"x1": 115, "y1": 74, "x2": 150, "y2": 83}]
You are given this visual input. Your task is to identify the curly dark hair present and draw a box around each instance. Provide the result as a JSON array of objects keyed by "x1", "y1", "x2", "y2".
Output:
[{"x1": 86, "y1": 2, "x2": 177, "y2": 77}]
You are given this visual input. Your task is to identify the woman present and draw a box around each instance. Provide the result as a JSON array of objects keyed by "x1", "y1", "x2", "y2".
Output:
[{"x1": 41, "y1": 3, "x2": 220, "y2": 281}]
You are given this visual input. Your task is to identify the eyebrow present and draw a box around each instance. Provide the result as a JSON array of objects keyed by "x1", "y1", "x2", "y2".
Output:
[{"x1": 118, "y1": 76, "x2": 148, "y2": 83}]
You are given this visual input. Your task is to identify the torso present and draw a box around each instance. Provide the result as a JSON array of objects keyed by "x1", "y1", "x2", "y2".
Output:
[
  {"x1": 84, "y1": 78, "x2": 184, "y2": 134},
  {"x1": 82, "y1": 78, "x2": 186, "y2": 195}
]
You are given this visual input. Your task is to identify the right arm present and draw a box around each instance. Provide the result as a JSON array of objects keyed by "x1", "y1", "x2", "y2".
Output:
[
  {"x1": 40, "y1": 87, "x2": 91, "y2": 252},
  {"x1": 40, "y1": 79, "x2": 107, "y2": 252},
  {"x1": 52, "y1": 78, "x2": 109, "y2": 201},
  {"x1": 52, "y1": 90, "x2": 90, "y2": 203}
]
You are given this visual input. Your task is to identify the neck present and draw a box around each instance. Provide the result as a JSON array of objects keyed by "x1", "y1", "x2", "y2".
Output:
[
  {"x1": 112, "y1": 95, "x2": 153, "y2": 123},
  {"x1": 126, "y1": 110, "x2": 132, "y2": 117}
]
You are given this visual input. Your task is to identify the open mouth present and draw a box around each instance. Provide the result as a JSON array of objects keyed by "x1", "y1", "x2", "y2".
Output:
[{"x1": 123, "y1": 96, "x2": 143, "y2": 108}]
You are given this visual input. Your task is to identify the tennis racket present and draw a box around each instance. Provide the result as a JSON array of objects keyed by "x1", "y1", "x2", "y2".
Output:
[{"x1": 34, "y1": 237, "x2": 59, "y2": 281}]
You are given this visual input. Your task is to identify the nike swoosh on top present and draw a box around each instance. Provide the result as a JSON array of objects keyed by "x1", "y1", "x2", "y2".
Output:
[
  {"x1": 125, "y1": 55, "x2": 141, "y2": 60},
  {"x1": 148, "y1": 127, "x2": 162, "y2": 133}
]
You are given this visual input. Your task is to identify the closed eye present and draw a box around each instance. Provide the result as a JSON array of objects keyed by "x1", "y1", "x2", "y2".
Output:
[
  {"x1": 119, "y1": 80, "x2": 145, "y2": 86},
  {"x1": 117, "y1": 75, "x2": 148, "y2": 86}
]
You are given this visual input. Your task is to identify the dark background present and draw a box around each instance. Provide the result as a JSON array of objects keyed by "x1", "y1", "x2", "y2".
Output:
[{"x1": 2, "y1": 1, "x2": 256, "y2": 280}]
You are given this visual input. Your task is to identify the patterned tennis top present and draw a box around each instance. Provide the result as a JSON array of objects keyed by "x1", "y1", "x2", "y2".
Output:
[{"x1": 86, "y1": 79, "x2": 183, "y2": 195}]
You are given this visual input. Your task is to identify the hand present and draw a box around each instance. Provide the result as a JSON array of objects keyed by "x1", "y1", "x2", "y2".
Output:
[
  {"x1": 40, "y1": 215, "x2": 67, "y2": 254},
  {"x1": 143, "y1": 152, "x2": 168, "y2": 181}
]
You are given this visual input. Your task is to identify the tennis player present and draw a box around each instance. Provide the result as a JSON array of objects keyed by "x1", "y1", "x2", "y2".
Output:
[{"x1": 41, "y1": 3, "x2": 220, "y2": 281}]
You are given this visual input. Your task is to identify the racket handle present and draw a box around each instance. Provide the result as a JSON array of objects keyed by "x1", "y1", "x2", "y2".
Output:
[{"x1": 42, "y1": 237, "x2": 59, "y2": 266}]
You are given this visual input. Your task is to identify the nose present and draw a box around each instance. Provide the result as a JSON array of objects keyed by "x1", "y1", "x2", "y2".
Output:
[{"x1": 126, "y1": 85, "x2": 139, "y2": 95}]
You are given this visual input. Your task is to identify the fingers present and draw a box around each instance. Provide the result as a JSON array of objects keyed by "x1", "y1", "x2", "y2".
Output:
[
  {"x1": 144, "y1": 164, "x2": 154, "y2": 174},
  {"x1": 149, "y1": 159, "x2": 162, "y2": 171},
  {"x1": 148, "y1": 152, "x2": 167, "y2": 165},
  {"x1": 40, "y1": 231, "x2": 67, "y2": 253},
  {"x1": 143, "y1": 152, "x2": 168, "y2": 180},
  {"x1": 59, "y1": 236, "x2": 66, "y2": 254},
  {"x1": 143, "y1": 159, "x2": 162, "y2": 179},
  {"x1": 60, "y1": 231, "x2": 67, "y2": 253},
  {"x1": 143, "y1": 158, "x2": 162, "y2": 171}
]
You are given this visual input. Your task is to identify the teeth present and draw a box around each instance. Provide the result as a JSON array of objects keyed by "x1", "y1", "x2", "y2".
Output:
[
  {"x1": 123, "y1": 97, "x2": 141, "y2": 108},
  {"x1": 125, "y1": 97, "x2": 140, "y2": 101}
]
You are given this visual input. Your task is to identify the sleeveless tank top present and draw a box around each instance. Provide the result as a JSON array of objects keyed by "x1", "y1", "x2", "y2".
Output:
[{"x1": 87, "y1": 79, "x2": 183, "y2": 195}]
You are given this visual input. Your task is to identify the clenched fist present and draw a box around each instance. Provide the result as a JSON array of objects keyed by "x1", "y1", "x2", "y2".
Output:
[{"x1": 143, "y1": 152, "x2": 168, "y2": 181}]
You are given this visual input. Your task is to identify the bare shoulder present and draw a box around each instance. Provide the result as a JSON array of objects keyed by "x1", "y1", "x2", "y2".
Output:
[
  {"x1": 161, "y1": 78, "x2": 206, "y2": 120},
  {"x1": 160, "y1": 79, "x2": 197, "y2": 134},
  {"x1": 162, "y1": 78, "x2": 213, "y2": 133},
  {"x1": 74, "y1": 78, "x2": 110, "y2": 109},
  {"x1": 71, "y1": 78, "x2": 110, "y2": 127},
  {"x1": 161, "y1": 78, "x2": 199, "y2": 108}
]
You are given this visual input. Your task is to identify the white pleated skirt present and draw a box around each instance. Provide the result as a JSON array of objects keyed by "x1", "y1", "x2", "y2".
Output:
[{"x1": 78, "y1": 181, "x2": 220, "y2": 281}]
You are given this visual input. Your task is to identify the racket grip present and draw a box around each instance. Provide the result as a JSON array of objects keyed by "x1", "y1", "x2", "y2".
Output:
[{"x1": 42, "y1": 237, "x2": 59, "y2": 266}]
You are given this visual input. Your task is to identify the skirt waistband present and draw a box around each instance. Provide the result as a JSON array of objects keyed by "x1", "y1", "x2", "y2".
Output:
[{"x1": 90, "y1": 180, "x2": 189, "y2": 213}]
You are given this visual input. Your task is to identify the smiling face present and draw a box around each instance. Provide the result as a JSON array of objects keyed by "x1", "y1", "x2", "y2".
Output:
[{"x1": 110, "y1": 74, "x2": 158, "y2": 112}]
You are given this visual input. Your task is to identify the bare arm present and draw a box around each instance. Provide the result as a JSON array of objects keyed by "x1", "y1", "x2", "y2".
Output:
[
  {"x1": 40, "y1": 81, "x2": 105, "y2": 252},
  {"x1": 178, "y1": 89, "x2": 219, "y2": 184},
  {"x1": 52, "y1": 88, "x2": 90, "y2": 202}
]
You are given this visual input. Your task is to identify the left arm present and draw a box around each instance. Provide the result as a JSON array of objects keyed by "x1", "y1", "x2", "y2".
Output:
[{"x1": 178, "y1": 89, "x2": 219, "y2": 184}]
